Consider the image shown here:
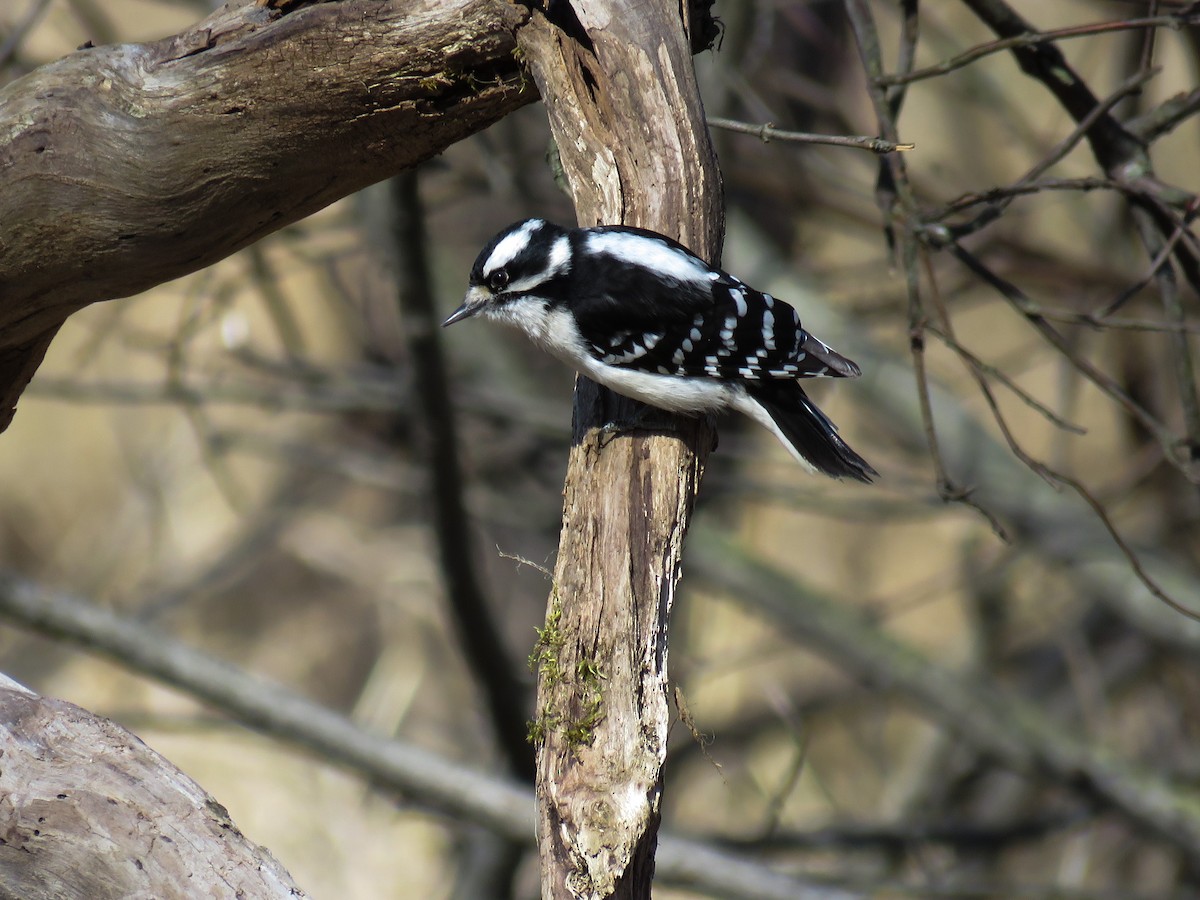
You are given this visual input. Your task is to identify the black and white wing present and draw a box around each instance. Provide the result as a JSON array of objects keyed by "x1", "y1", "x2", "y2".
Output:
[
  {"x1": 566, "y1": 230, "x2": 874, "y2": 481},
  {"x1": 574, "y1": 268, "x2": 859, "y2": 384}
]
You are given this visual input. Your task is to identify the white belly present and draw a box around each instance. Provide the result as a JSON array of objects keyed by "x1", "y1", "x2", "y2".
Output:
[{"x1": 490, "y1": 302, "x2": 737, "y2": 414}]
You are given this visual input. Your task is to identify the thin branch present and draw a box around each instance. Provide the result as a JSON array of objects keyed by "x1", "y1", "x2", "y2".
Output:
[
  {"x1": 940, "y1": 176, "x2": 1122, "y2": 214},
  {"x1": 885, "y1": 0, "x2": 921, "y2": 116},
  {"x1": 1127, "y1": 202, "x2": 1200, "y2": 467},
  {"x1": 1128, "y1": 85, "x2": 1200, "y2": 141},
  {"x1": 939, "y1": 239, "x2": 1190, "y2": 476},
  {"x1": 924, "y1": 325, "x2": 1087, "y2": 436},
  {"x1": 875, "y1": 9, "x2": 1200, "y2": 87},
  {"x1": 1098, "y1": 201, "x2": 1196, "y2": 317},
  {"x1": 845, "y1": 0, "x2": 1006, "y2": 535},
  {"x1": 1036, "y1": 309, "x2": 1200, "y2": 334},
  {"x1": 706, "y1": 117, "x2": 914, "y2": 153},
  {"x1": 942, "y1": 68, "x2": 1159, "y2": 241}
]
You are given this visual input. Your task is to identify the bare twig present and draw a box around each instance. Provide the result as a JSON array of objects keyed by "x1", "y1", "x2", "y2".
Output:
[
  {"x1": 1128, "y1": 86, "x2": 1200, "y2": 141},
  {"x1": 844, "y1": 0, "x2": 1006, "y2": 534},
  {"x1": 875, "y1": 9, "x2": 1200, "y2": 87},
  {"x1": 924, "y1": 325, "x2": 1087, "y2": 436},
  {"x1": 942, "y1": 68, "x2": 1160, "y2": 241},
  {"x1": 706, "y1": 116, "x2": 913, "y2": 153},
  {"x1": 930, "y1": 264, "x2": 1199, "y2": 623},
  {"x1": 1127, "y1": 202, "x2": 1200, "y2": 466},
  {"x1": 940, "y1": 240, "x2": 1188, "y2": 475}
]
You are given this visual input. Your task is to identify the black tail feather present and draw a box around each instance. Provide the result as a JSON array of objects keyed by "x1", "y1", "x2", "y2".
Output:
[{"x1": 746, "y1": 382, "x2": 877, "y2": 483}]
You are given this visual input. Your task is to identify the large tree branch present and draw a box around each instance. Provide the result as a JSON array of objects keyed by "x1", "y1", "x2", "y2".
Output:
[
  {"x1": 0, "y1": 0, "x2": 533, "y2": 430},
  {"x1": 0, "y1": 676, "x2": 308, "y2": 899}
]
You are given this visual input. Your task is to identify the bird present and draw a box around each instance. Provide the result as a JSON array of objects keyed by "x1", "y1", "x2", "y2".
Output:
[{"x1": 443, "y1": 218, "x2": 876, "y2": 482}]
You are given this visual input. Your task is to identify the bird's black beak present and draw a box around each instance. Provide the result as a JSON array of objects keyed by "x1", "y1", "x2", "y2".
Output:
[{"x1": 442, "y1": 286, "x2": 491, "y2": 327}]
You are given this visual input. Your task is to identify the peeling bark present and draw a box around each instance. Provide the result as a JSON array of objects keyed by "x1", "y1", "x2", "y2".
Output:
[
  {"x1": 513, "y1": 2, "x2": 723, "y2": 897},
  {"x1": 0, "y1": 0, "x2": 534, "y2": 430}
]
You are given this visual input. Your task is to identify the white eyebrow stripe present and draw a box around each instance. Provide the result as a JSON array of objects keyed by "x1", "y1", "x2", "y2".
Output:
[
  {"x1": 503, "y1": 234, "x2": 572, "y2": 293},
  {"x1": 585, "y1": 231, "x2": 718, "y2": 285},
  {"x1": 484, "y1": 219, "x2": 544, "y2": 275}
]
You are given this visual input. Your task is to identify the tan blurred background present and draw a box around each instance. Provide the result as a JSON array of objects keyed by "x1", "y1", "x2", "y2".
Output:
[{"x1": 2, "y1": 1, "x2": 1198, "y2": 897}]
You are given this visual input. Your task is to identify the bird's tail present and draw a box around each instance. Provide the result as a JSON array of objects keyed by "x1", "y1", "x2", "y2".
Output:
[{"x1": 741, "y1": 381, "x2": 877, "y2": 483}]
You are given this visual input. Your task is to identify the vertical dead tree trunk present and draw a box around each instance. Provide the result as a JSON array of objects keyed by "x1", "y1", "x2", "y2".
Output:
[{"x1": 508, "y1": 2, "x2": 723, "y2": 897}]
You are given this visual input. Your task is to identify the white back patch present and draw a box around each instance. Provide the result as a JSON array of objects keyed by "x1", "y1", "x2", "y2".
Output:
[{"x1": 585, "y1": 231, "x2": 717, "y2": 286}]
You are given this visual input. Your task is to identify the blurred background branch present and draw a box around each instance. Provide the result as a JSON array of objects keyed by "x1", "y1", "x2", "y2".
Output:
[
  {"x1": 1, "y1": 0, "x2": 1198, "y2": 896},
  {"x1": 0, "y1": 570, "x2": 865, "y2": 900}
]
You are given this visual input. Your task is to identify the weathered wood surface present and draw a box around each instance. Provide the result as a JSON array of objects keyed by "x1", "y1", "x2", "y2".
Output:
[
  {"x1": 0, "y1": 677, "x2": 305, "y2": 899},
  {"x1": 511, "y1": 2, "x2": 723, "y2": 897},
  {"x1": 0, "y1": 0, "x2": 534, "y2": 431}
]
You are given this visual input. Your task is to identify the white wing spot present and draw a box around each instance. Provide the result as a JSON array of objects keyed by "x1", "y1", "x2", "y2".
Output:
[
  {"x1": 731, "y1": 289, "x2": 748, "y2": 317},
  {"x1": 681, "y1": 338, "x2": 694, "y2": 352},
  {"x1": 763, "y1": 293, "x2": 775, "y2": 309},
  {"x1": 605, "y1": 342, "x2": 653, "y2": 363},
  {"x1": 689, "y1": 327, "x2": 702, "y2": 342}
]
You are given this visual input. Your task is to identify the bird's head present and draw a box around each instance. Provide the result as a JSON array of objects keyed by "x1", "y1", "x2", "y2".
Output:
[{"x1": 443, "y1": 218, "x2": 572, "y2": 327}]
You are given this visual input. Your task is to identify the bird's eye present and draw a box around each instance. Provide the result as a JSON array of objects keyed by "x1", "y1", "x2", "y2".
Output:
[{"x1": 488, "y1": 270, "x2": 510, "y2": 292}]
